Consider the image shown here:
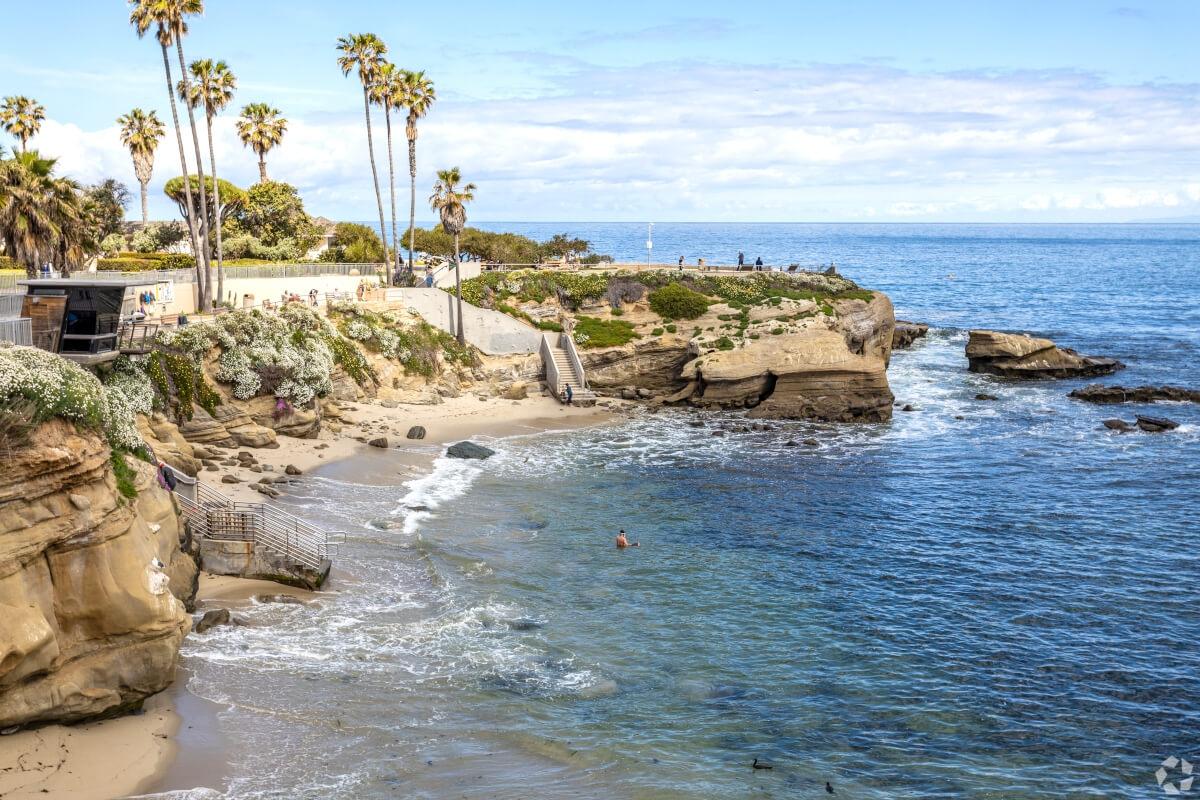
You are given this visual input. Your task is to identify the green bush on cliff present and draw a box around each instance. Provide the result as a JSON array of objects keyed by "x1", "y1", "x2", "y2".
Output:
[{"x1": 648, "y1": 283, "x2": 711, "y2": 320}]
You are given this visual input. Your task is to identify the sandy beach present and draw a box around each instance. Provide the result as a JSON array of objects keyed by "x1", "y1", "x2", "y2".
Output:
[{"x1": 0, "y1": 393, "x2": 616, "y2": 800}]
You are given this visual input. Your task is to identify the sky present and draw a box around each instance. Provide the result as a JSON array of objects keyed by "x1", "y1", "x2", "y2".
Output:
[{"x1": 2, "y1": 0, "x2": 1199, "y2": 223}]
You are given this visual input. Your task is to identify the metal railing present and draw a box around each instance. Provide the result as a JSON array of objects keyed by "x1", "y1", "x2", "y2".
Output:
[
  {"x1": 177, "y1": 480, "x2": 339, "y2": 571},
  {"x1": 560, "y1": 330, "x2": 589, "y2": 390},
  {"x1": 117, "y1": 322, "x2": 159, "y2": 352},
  {"x1": 0, "y1": 317, "x2": 32, "y2": 346},
  {"x1": 0, "y1": 294, "x2": 24, "y2": 317},
  {"x1": 0, "y1": 273, "x2": 20, "y2": 294},
  {"x1": 85, "y1": 263, "x2": 387, "y2": 284}
]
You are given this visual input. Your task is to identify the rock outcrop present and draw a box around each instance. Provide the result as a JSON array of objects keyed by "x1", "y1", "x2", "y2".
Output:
[
  {"x1": 966, "y1": 331, "x2": 1123, "y2": 379},
  {"x1": 0, "y1": 420, "x2": 195, "y2": 729},
  {"x1": 892, "y1": 320, "x2": 929, "y2": 349},
  {"x1": 582, "y1": 292, "x2": 896, "y2": 422},
  {"x1": 1069, "y1": 384, "x2": 1200, "y2": 405}
]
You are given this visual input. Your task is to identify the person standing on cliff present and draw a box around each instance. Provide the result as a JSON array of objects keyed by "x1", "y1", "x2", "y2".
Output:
[
  {"x1": 678, "y1": 255, "x2": 685, "y2": 270},
  {"x1": 755, "y1": 256, "x2": 763, "y2": 270},
  {"x1": 738, "y1": 251, "x2": 745, "y2": 268}
]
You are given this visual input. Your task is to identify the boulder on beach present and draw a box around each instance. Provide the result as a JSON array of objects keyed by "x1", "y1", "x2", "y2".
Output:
[
  {"x1": 1069, "y1": 384, "x2": 1200, "y2": 405},
  {"x1": 368, "y1": 436, "x2": 389, "y2": 448},
  {"x1": 406, "y1": 425, "x2": 427, "y2": 440},
  {"x1": 1135, "y1": 415, "x2": 1180, "y2": 433},
  {"x1": 446, "y1": 441, "x2": 496, "y2": 460},
  {"x1": 965, "y1": 331, "x2": 1123, "y2": 379},
  {"x1": 195, "y1": 608, "x2": 232, "y2": 634}
]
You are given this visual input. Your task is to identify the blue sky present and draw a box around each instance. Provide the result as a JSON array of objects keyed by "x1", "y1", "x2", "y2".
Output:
[{"x1": 3, "y1": 1, "x2": 1198, "y2": 222}]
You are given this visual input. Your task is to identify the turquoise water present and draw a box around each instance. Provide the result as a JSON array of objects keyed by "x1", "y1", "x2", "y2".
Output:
[{"x1": 160, "y1": 224, "x2": 1198, "y2": 799}]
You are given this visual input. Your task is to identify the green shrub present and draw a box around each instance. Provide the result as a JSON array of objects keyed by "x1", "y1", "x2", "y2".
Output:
[
  {"x1": 110, "y1": 449, "x2": 139, "y2": 499},
  {"x1": 610, "y1": 307, "x2": 624, "y2": 316},
  {"x1": 535, "y1": 320, "x2": 563, "y2": 332},
  {"x1": 714, "y1": 336, "x2": 736, "y2": 351},
  {"x1": 771, "y1": 327, "x2": 784, "y2": 335},
  {"x1": 651, "y1": 327, "x2": 664, "y2": 336},
  {"x1": 665, "y1": 324, "x2": 677, "y2": 333},
  {"x1": 97, "y1": 258, "x2": 160, "y2": 272},
  {"x1": 648, "y1": 283, "x2": 711, "y2": 320},
  {"x1": 572, "y1": 316, "x2": 640, "y2": 349}
]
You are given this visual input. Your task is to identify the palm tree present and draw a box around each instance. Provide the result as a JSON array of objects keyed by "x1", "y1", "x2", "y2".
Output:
[
  {"x1": 336, "y1": 33, "x2": 391, "y2": 281},
  {"x1": 369, "y1": 62, "x2": 403, "y2": 280},
  {"x1": 128, "y1": 0, "x2": 209, "y2": 309},
  {"x1": 400, "y1": 71, "x2": 435, "y2": 275},
  {"x1": 236, "y1": 103, "x2": 287, "y2": 183},
  {"x1": 429, "y1": 167, "x2": 476, "y2": 344},
  {"x1": 180, "y1": 58, "x2": 236, "y2": 306},
  {"x1": 0, "y1": 96, "x2": 45, "y2": 153},
  {"x1": 117, "y1": 108, "x2": 166, "y2": 224},
  {"x1": 0, "y1": 151, "x2": 86, "y2": 278}
]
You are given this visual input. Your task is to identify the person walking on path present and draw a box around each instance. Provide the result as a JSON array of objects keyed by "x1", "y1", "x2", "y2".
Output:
[
  {"x1": 738, "y1": 251, "x2": 745, "y2": 268},
  {"x1": 564, "y1": 383, "x2": 574, "y2": 405}
]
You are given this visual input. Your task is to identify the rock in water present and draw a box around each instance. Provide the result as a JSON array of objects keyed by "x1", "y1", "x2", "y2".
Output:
[
  {"x1": 284, "y1": 464, "x2": 302, "y2": 476},
  {"x1": 975, "y1": 393, "x2": 999, "y2": 401},
  {"x1": 1135, "y1": 415, "x2": 1180, "y2": 433},
  {"x1": 966, "y1": 331, "x2": 1123, "y2": 379},
  {"x1": 407, "y1": 425, "x2": 427, "y2": 440},
  {"x1": 195, "y1": 608, "x2": 232, "y2": 634},
  {"x1": 1070, "y1": 384, "x2": 1200, "y2": 405},
  {"x1": 446, "y1": 441, "x2": 496, "y2": 460},
  {"x1": 1102, "y1": 419, "x2": 1134, "y2": 432},
  {"x1": 892, "y1": 320, "x2": 929, "y2": 349}
]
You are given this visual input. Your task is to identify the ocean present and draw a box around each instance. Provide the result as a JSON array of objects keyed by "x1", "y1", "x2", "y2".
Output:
[{"x1": 152, "y1": 224, "x2": 1199, "y2": 799}]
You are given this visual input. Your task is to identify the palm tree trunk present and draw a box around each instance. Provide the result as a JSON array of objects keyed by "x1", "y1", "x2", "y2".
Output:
[
  {"x1": 258, "y1": 155, "x2": 267, "y2": 182},
  {"x1": 160, "y1": 42, "x2": 204, "y2": 296},
  {"x1": 361, "y1": 88, "x2": 389, "y2": 282},
  {"x1": 205, "y1": 113, "x2": 224, "y2": 308},
  {"x1": 176, "y1": 38, "x2": 211, "y2": 310},
  {"x1": 139, "y1": 180, "x2": 149, "y2": 224},
  {"x1": 384, "y1": 108, "x2": 399, "y2": 283},
  {"x1": 408, "y1": 135, "x2": 417, "y2": 275},
  {"x1": 453, "y1": 232, "x2": 464, "y2": 345}
]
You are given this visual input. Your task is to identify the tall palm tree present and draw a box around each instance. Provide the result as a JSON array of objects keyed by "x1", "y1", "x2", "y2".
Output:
[
  {"x1": 180, "y1": 58, "x2": 236, "y2": 306},
  {"x1": 236, "y1": 103, "x2": 287, "y2": 183},
  {"x1": 336, "y1": 33, "x2": 390, "y2": 280},
  {"x1": 0, "y1": 151, "x2": 85, "y2": 278},
  {"x1": 429, "y1": 167, "x2": 476, "y2": 344},
  {"x1": 117, "y1": 108, "x2": 166, "y2": 224},
  {"x1": 0, "y1": 96, "x2": 45, "y2": 153},
  {"x1": 400, "y1": 71, "x2": 435, "y2": 275},
  {"x1": 128, "y1": 0, "x2": 209, "y2": 308},
  {"x1": 369, "y1": 62, "x2": 403, "y2": 280}
]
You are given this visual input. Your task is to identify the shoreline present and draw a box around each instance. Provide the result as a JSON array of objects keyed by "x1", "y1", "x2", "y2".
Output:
[
  {"x1": 145, "y1": 394, "x2": 620, "y2": 798},
  {"x1": 1, "y1": 394, "x2": 618, "y2": 800}
]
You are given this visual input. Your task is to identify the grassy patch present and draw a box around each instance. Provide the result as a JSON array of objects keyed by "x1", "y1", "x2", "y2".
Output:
[
  {"x1": 573, "y1": 316, "x2": 641, "y2": 349},
  {"x1": 651, "y1": 327, "x2": 664, "y2": 336},
  {"x1": 110, "y1": 449, "x2": 139, "y2": 499},
  {"x1": 714, "y1": 336, "x2": 736, "y2": 351}
]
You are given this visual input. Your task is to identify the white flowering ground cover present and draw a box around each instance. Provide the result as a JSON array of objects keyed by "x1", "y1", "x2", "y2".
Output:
[{"x1": 0, "y1": 344, "x2": 142, "y2": 449}]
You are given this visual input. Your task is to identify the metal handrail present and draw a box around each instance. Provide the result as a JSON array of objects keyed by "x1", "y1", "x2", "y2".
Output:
[
  {"x1": 178, "y1": 480, "x2": 336, "y2": 570},
  {"x1": 560, "y1": 331, "x2": 589, "y2": 390}
]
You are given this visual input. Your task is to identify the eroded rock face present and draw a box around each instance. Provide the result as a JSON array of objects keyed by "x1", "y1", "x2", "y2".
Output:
[
  {"x1": 0, "y1": 420, "x2": 195, "y2": 728},
  {"x1": 892, "y1": 320, "x2": 929, "y2": 350},
  {"x1": 581, "y1": 338, "x2": 693, "y2": 395},
  {"x1": 966, "y1": 331, "x2": 1124, "y2": 379}
]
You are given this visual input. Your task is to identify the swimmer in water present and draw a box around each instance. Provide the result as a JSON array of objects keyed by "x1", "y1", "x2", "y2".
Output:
[{"x1": 616, "y1": 529, "x2": 639, "y2": 548}]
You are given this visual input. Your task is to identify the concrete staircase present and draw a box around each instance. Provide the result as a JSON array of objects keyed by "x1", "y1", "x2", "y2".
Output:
[{"x1": 541, "y1": 332, "x2": 597, "y2": 405}]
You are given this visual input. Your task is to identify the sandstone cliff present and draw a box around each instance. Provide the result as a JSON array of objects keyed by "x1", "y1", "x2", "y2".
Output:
[
  {"x1": 0, "y1": 420, "x2": 195, "y2": 729},
  {"x1": 578, "y1": 291, "x2": 896, "y2": 422}
]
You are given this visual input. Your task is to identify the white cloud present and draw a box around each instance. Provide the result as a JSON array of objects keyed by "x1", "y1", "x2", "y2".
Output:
[{"x1": 17, "y1": 60, "x2": 1200, "y2": 221}]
